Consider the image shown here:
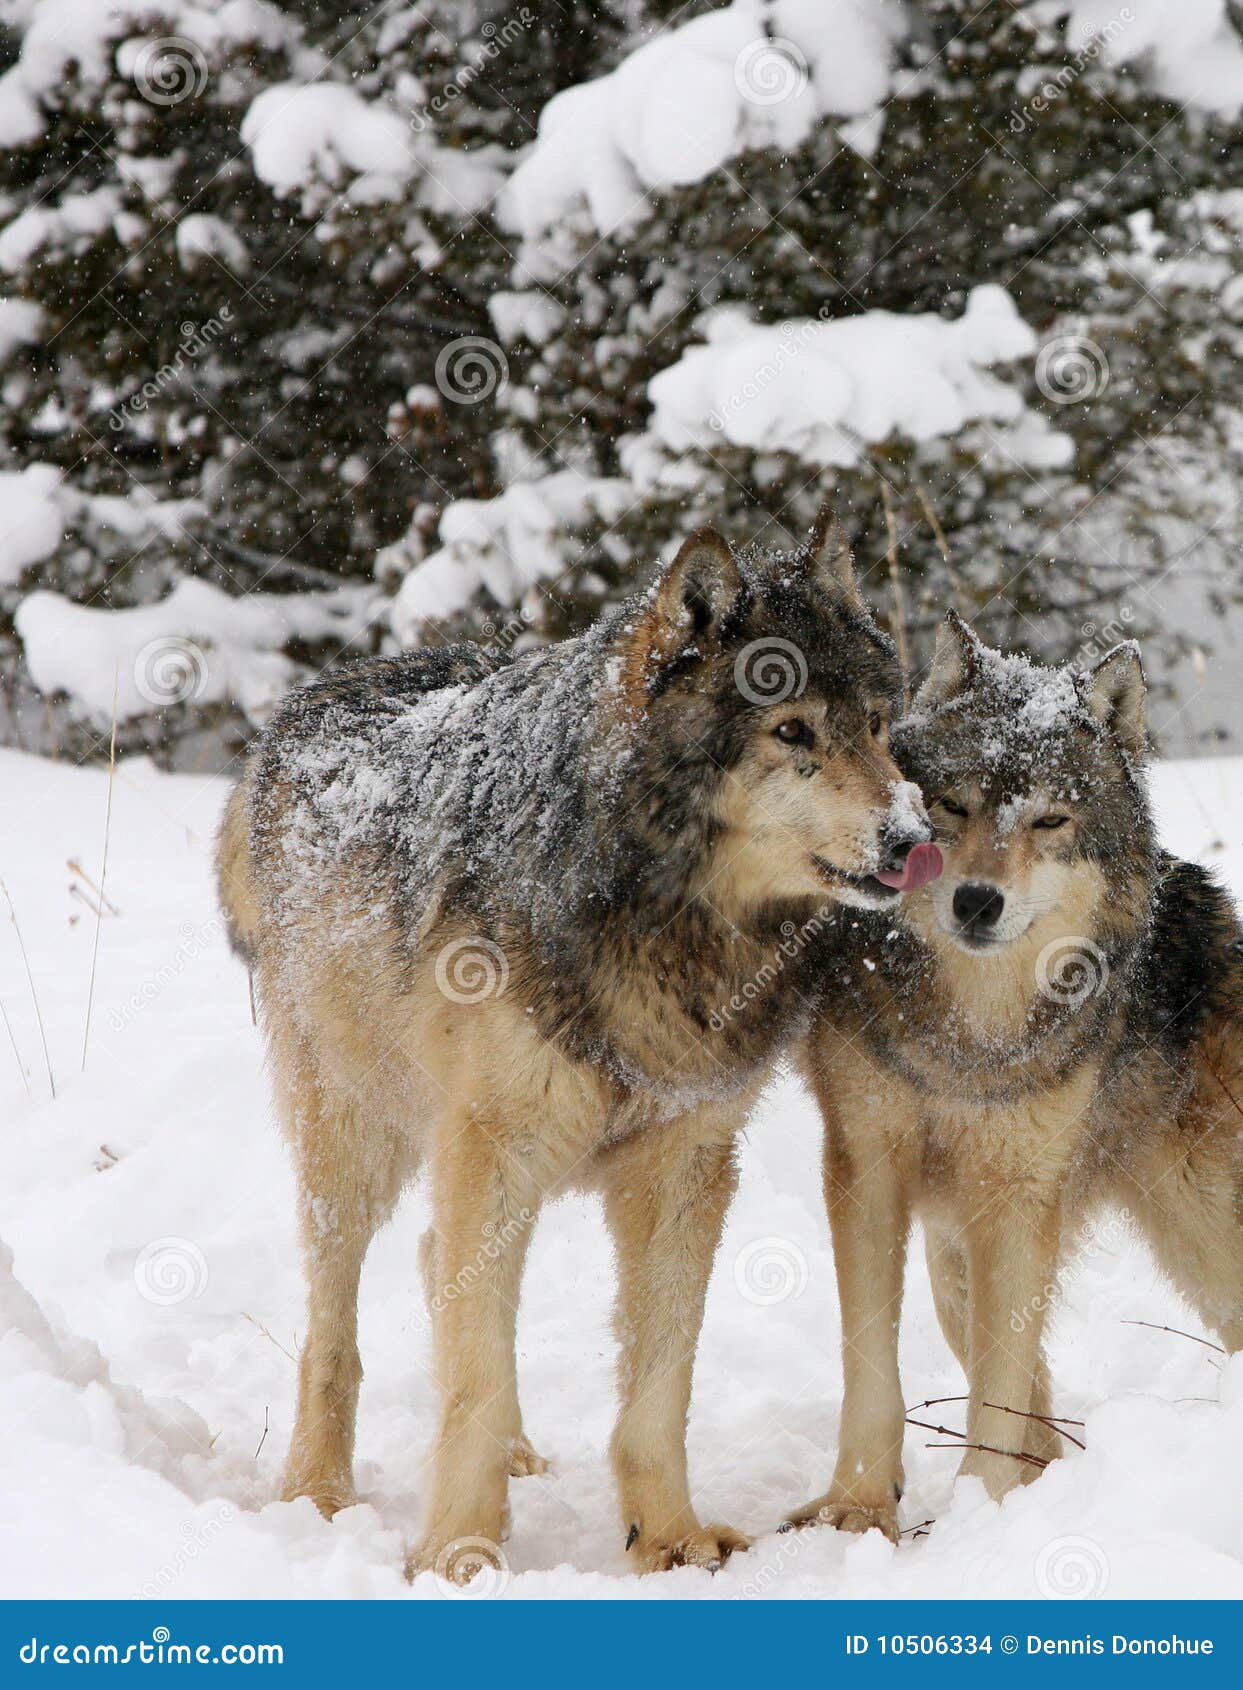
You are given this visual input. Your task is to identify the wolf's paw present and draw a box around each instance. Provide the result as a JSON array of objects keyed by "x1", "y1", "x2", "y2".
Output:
[
  {"x1": 627, "y1": 1522, "x2": 751, "y2": 1574},
  {"x1": 281, "y1": 1471, "x2": 356, "y2": 1521},
  {"x1": 405, "y1": 1532, "x2": 508, "y2": 1587},
  {"x1": 507, "y1": 1434, "x2": 550, "y2": 1477},
  {"x1": 783, "y1": 1492, "x2": 899, "y2": 1545}
]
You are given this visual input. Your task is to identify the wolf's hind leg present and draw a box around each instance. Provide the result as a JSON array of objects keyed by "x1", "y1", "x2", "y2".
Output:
[
  {"x1": 1122, "y1": 1107, "x2": 1243, "y2": 1354},
  {"x1": 602, "y1": 1114, "x2": 750, "y2": 1575},
  {"x1": 417, "y1": 1224, "x2": 548, "y2": 1478},
  {"x1": 926, "y1": 1223, "x2": 969, "y2": 1371},
  {"x1": 281, "y1": 1061, "x2": 408, "y2": 1518}
]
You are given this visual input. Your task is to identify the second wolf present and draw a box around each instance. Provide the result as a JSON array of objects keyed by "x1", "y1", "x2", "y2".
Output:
[{"x1": 795, "y1": 614, "x2": 1243, "y2": 1541}]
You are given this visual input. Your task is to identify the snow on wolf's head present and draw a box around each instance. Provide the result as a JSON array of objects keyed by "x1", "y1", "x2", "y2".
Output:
[
  {"x1": 892, "y1": 612, "x2": 1154, "y2": 960},
  {"x1": 613, "y1": 506, "x2": 940, "y2": 914}
]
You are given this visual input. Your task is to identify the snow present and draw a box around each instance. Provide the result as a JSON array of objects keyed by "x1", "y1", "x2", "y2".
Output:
[
  {"x1": 649, "y1": 286, "x2": 1066, "y2": 469},
  {"x1": 0, "y1": 464, "x2": 64, "y2": 585},
  {"x1": 242, "y1": 83, "x2": 419, "y2": 206},
  {"x1": 0, "y1": 186, "x2": 123, "y2": 273},
  {"x1": 0, "y1": 296, "x2": 43, "y2": 362},
  {"x1": 15, "y1": 580, "x2": 365, "y2": 727},
  {"x1": 0, "y1": 1, "x2": 298, "y2": 145},
  {"x1": 385, "y1": 471, "x2": 633, "y2": 640},
  {"x1": 1070, "y1": 0, "x2": 1243, "y2": 114},
  {"x1": 1, "y1": 746, "x2": 1242, "y2": 1598},
  {"x1": 175, "y1": 214, "x2": 250, "y2": 276},
  {"x1": 502, "y1": 0, "x2": 902, "y2": 249}
]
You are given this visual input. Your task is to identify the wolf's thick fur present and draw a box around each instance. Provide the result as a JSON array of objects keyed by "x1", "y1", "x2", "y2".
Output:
[
  {"x1": 797, "y1": 616, "x2": 1243, "y2": 1541},
  {"x1": 217, "y1": 515, "x2": 932, "y2": 1576}
]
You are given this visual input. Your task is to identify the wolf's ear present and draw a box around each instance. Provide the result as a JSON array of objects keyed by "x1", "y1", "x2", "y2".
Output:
[
  {"x1": 1084, "y1": 642, "x2": 1147, "y2": 758},
  {"x1": 796, "y1": 501, "x2": 859, "y2": 598},
  {"x1": 913, "y1": 610, "x2": 979, "y2": 710},
  {"x1": 619, "y1": 528, "x2": 741, "y2": 712}
]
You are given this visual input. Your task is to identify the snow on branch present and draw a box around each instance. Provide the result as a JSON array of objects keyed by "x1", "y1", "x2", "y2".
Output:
[
  {"x1": 648, "y1": 285, "x2": 1070, "y2": 470},
  {"x1": 1069, "y1": 1, "x2": 1243, "y2": 115},
  {"x1": 502, "y1": 0, "x2": 902, "y2": 248},
  {"x1": 384, "y1": 471, "x2": 634, "y2": 643},
  {"x1": 15, "y1": 579, "x2": 365, "y2": 728}
]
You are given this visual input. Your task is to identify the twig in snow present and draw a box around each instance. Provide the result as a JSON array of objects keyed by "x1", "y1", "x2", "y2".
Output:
[
  {"x1": 1, "y1": 879, "x2": 54, "y2": 1099},
  {"x1": 901, "y1": 1518, "x2": 935, "y2": 1539},
  {"x1": 254, "y1": 1407, "x2": 269, "y2": 1462},
  {"x1": 80, "y1": 678, "x2": 118, "y2": 1072},
  {"x1": 909, "y1": 1394, "x2": 1084, "y2": 1427},
  {"x1": 925, "y1": 1441, "x2": 1049, "y2": 1470},
  {"x1": 982, "y1": 1400, "x2": 1086, "y2": 1451},
  {"x1": 1122, "y1": 1319, "x2": 1225, "y2": 1355},
  {"x1": 67, "y1": 856, "x2": 120, "y2": 916},
  {"x1": 244, "y1": 1313, "x2": 297, "y2": 1364}
]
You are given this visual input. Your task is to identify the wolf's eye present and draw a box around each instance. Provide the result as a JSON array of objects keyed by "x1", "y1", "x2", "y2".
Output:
[
  {"x1": 1033, "y1": 814, "x2": 1070, "y2": 831},
  {"x1": 868, "y1": 711, "x2": 889, "y2": 739},
  {"x1": 775, "y1": 719, "x2": 812, "y2": 747},
  {"x1": 937, "y1": 796, "x2": 968, "y2": 818}
]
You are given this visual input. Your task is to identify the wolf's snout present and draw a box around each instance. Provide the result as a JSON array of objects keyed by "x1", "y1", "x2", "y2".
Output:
[{"x1": 953, "y1": 881, "x2": 1005, "y2": 933}]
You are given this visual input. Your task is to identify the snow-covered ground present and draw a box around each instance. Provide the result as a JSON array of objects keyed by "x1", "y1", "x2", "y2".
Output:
[{"x1": 1, "y1": 747, "x2": 1241, "y2": 1601}]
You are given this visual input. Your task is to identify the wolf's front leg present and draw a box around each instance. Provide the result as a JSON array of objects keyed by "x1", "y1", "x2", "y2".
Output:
[
  {"x1": 959, "y1": 1189, "x2": 1062, "y2": 1501},
  {"x1": 407, "y1": 1108, "x2": 543, "y2": 1582},
  {"x1": 601, "y1": 1114, "x2": 750, "y2": 1574},
  {"x1": 787, "y1": 1055, "x2": 915, "y2": 1543}
]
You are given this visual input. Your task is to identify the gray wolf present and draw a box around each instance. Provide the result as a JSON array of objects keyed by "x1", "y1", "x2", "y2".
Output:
[
  {"x1": 795, "y1": 612, "x2": 1243, "y2": 1542},
  {"x1": 216, "y1": 511, "x2": 939, "y2": 1578}
]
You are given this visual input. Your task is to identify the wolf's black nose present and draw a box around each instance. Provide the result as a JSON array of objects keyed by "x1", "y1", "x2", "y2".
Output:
[{"x1": 953, "y1": 881, "x2": 1004, "y2": 930}]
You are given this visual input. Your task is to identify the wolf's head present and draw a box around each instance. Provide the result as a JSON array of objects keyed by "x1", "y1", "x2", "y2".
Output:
[
  {"x1": 892, "y1": 612, "x2": 1154, "y2": 959},
  {"x1": 612, "y1": 509, "x2": 940, "y2": 914}
]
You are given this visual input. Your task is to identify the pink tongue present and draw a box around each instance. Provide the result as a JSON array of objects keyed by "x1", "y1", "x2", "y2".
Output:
[{"x1": 873, "y1": 841, "x2": 944, "y2": 892}]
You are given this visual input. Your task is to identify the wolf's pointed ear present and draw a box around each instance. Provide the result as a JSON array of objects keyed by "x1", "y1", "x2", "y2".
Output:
[
  {"x1": 913, "y1": 610, "x2": 979, "y2": 710},
  {"x1": 618, "y1": 529, "x2": 741, "y2": 712},
  {"x1": 796, "y1": 501, "x2": 859, "y2": 598},
  {"x1": 1084, "y1": 642, "x2": 1147, "y2": 758}
]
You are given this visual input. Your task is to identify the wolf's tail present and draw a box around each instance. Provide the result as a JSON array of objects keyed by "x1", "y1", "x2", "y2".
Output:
[{"x1": 216, "y1": 763, "x2": 261, "y2": 965}]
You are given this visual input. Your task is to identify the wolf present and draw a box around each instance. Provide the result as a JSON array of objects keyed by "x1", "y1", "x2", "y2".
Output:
[
  {"x1": 215, "y1": 510, "x2": 942, "y2": 1578},
  {"x1": 793, "y1": 613, "x2": 1243, "y2": 1542}
]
